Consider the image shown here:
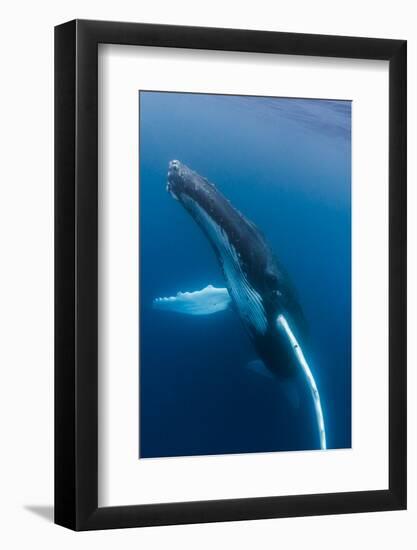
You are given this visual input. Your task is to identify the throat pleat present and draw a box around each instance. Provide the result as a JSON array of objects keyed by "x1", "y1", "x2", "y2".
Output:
[{"x1": 187, "y1": 198, "x2": 268, "y2": 335}]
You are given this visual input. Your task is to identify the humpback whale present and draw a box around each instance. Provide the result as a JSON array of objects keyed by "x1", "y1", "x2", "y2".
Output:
[{"x1": 153, "y1": 160, "x2": 326, "y2": 450}]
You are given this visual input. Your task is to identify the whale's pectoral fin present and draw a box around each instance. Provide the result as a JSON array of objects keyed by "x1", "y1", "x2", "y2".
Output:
[
  {"x1": 276, "y1": 314, "x2": 326, "y2": 450},
  {"x1": 153, "y1": 285, "x2": 231, "y2": 316}
]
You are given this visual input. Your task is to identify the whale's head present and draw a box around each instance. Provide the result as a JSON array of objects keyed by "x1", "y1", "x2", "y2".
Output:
[{"x1": 167, "y1": 160, "x2": 214, "y2": 204}]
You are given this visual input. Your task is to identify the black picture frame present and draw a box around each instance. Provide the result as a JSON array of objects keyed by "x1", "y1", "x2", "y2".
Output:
[{"x1": 55, "y1": 19, "x2": 407, "y2": 531}]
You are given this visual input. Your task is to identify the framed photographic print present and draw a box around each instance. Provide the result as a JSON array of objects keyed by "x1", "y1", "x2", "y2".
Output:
[{"x1": 55, "y1": 19, "x2": 406, "y2": 530}]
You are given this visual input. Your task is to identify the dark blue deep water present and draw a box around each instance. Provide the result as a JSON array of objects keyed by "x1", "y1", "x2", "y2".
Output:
[{"x1": 139, "y1": 91, "x2": 351, "y2": 458}]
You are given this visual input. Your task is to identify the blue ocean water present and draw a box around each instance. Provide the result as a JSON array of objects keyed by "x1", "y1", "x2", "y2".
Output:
[{"x1": 139, "y1": 91, "x2": 351, "y2": 458}]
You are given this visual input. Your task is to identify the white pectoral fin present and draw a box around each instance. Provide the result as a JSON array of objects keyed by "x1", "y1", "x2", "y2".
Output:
[
  {"x1": 276, "y1": 314, "x2": 327, "y2": 450},
  {"x1": 152, "y1": 285, "x2": 231, "y2": 316}
]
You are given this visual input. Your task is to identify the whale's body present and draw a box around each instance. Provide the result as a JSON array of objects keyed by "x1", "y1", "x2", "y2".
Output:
[{"x1": 154, "y1": 160, "x2": 326, "y2": 449}]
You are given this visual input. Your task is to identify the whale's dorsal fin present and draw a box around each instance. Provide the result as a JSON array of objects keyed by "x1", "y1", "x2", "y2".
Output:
[{"x1": 153, "y1": 285, "x2": 231, "y2": 316}]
